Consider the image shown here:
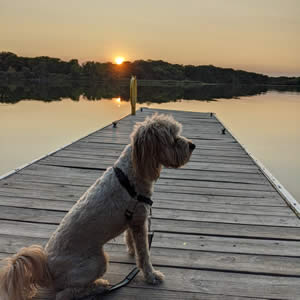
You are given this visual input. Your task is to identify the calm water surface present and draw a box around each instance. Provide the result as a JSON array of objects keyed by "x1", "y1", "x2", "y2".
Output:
[{"x1": 0, "y1": 90, "x2": 299, "y2": 202}]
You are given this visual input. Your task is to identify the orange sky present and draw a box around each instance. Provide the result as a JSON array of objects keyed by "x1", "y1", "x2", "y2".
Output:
[{"x1": 1, "y1": 0, "x2": 299, "y2": 76}]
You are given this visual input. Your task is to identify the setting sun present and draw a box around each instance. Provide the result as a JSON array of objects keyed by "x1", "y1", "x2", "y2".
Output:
[{"x1": 115, "y1": 56, "x2": 125, "y2": 65}]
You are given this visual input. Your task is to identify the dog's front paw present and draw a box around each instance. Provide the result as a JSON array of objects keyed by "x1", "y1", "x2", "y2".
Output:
[
  {"x1": 144, "y1": 270, "x2": 165, "y2": 285},
  {"x1": 127, "y1": 247, "x2": 135, "y2": 256},
  {"x1": 94, "y1": 278, "x2": 110, "y2": 287}
]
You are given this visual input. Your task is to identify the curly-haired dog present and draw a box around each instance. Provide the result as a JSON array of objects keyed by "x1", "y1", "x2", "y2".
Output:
[{"x1": 0, "y1": 114, "x2": 195, "y2": 300}]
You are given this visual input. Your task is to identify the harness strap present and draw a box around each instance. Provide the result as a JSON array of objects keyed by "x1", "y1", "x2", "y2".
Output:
[
  {"x1": 113, "y1": 167, "x2": 153, "y2": 219},
  {"x1": 113, "y1": 166, "x2": 136, "y2": 198}
]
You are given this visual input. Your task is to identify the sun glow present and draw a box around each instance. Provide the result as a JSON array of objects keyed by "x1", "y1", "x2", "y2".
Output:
[
  {"x1": 115, "y1": 56, "x2": 125, "y2": 65},
  {"x1": 113, "y1": 97, "x2": 122, "y2": 107}
]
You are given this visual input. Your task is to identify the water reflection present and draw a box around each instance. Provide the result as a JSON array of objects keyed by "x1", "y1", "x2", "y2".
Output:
[{"x1": 1, "y1": 82, "x2": 300, "y2": 104}]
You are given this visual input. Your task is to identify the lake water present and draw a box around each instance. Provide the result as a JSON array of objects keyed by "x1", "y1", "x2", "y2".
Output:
[{"x1": 0, "y1": 84, "x2": 299, "y2": 202}]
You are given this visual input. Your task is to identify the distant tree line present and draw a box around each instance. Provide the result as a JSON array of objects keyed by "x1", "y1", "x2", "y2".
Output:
[{"x1": 0, "y1": 51, "x2": 299, "y2": 85}]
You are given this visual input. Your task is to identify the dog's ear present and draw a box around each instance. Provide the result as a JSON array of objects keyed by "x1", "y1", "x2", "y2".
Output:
[{"x1": 131, "y1": 121, "x2": 161, "y2": 181}]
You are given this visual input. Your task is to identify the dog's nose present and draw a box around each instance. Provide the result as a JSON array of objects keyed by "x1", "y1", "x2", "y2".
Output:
[{"x1": 189, "y1": 143, "x2": 196, "y2": 151}]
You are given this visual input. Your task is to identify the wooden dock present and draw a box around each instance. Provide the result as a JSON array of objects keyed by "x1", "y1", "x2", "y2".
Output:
[{"x1": 1, "y1": 108, "x2": 300, "y2": 299}]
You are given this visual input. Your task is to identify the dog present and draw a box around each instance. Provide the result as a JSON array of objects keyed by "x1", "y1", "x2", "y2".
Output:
[{"x1": 0, "y1": 113, "x2": 195, "y2": 300}]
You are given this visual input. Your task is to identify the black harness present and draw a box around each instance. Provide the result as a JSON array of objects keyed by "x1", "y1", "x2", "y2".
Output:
[{"x1": 113, "y1": 167, "x2": 153, "y2": 219}]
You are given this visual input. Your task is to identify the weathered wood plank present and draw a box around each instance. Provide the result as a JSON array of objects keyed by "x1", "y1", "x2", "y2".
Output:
[
  {"x1": 93, "y1": 130, "x2": 232, "y2": 139},
  {"x1": 105, "y1": 244, "x2": 300, "y2": 276},
  {"x1": 0, "y1": 194, "x2": 292, "y2": 216},
  {"x1": 0, "y1": 206, "x2": 64, "y2": 224},
  {"x1": 31, "y1": 287, "x2": 267, "y2": 300},
  {"x1": 58, "y1": 147, "x2": 252, "y2": 162},
  {"x1": 154, "y1": 200, "x2": 292, "y2": 216},
  {"x1": 82, "y1": 137, "x2": 243, "y2": 149},
  {"x1": 157, "y1": 178, "x2": 273, "y2": 191},
  {"x1": 0, "y1": 181, "x2": 281, "y2": 200},
  {"x1": 155, "y1": 185, "x2": 278, "y2": 197},
  {"x1": 0, "y1": 174, "x2": 276, "y2": 192},
  {"x1": 31, "y1": 286, "x2": 268, "y2": 300},
  {"x1": 18, "y1": 163, "x2": 270, "y2": 185},
  {"x1": 93, "y1": 130, "x2": 235, "y2": 140},
  {"x1": 38, "y1": 156, "x2": 260, "y2": 173},
  {"x1": 1, "y1": 173, "x2": 272, "y2": 193},
  {"x1": 149, "y1": 232, "x2": 300, "y2": 256},
  {"x1": 2, "y1": 218, "x2": 300, "y2": 241},
  {"x1": 100, "y1": 287, "x2": 266, "y2": 300},
  {"x1": 52, "y1": 150, "x2": 256, "y2": 166},
  {"x1": 0, "y1": 187, "x2": 284, "y2": 207},
  {"x1": 0, "y1": 182, "x2": 287, "y2": 207},
  {"x1": 0, "y1": 195, "x2": 73, "y2": 210},
  {"x1": 0, "y1": 220, "x2": 55, "y2": 238},
  {"x1": 152, "y1": 218, "x2": 300, "y2": 240},
  {"x1": 1, "y1": 205, "x2": 299, "y2": 227},
  {"x1": 5, "y1": 230, "x2": 300, "y2": 259},
  {"x1": 105, "y1": 264, "x2": 300, "y2": 299},
  {"x1": 69, "y1": 141, "x2": 248, "y2": 156},
  {"x1": 154, "y1": 191, "x2": 284, "y2": 206},
  {"x1": 153, "y1": 208, "x2": 300, "y2": 227},
  {"x1": 1, "y1": 234, "x2": 300, "y2": 275}
]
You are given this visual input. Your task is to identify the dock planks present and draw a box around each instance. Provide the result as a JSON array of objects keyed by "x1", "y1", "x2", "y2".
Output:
[{"x1": 0, "y1": 108, "x2": 300, "y2": 299}]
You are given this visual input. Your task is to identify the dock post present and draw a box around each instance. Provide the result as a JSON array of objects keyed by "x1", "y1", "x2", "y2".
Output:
[{"x1": 130, "y1": 76, "x2": 137, "y2": 115}]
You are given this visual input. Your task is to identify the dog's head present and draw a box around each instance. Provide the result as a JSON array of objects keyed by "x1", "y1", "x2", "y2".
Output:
[{"x1": 131, "y1": 113, "x2": 195, "y2": 181}]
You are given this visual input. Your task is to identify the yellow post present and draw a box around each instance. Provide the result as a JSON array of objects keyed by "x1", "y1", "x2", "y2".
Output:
[{"x1": 130, "y1": 76, "x2": 137, "y2": 115}]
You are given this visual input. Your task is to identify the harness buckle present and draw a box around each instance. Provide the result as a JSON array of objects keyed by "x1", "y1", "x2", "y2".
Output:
[
  {"x1": 125, "y1": 209, "x2": 134, "y2": 220},
  {"x1": 125, "y1": 199, "x2": 138, "y2": 220}
]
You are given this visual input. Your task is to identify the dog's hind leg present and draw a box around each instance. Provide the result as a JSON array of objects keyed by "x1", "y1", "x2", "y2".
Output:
[
  {"x1": 130, "y1": 221, "x2": 165, "y2": 284},
  {"x1": 55, "y1": 273, "x2": 109, "y2": 300},
  {"x1": 55, "y1": 249, "x2": 109, "y2": 300},
  {"x1": 124, "y1": 228, "x2": 135, "y2": 256},
  {"x1": 55, "y1": 282, "x2": 108, "y2": 300}
]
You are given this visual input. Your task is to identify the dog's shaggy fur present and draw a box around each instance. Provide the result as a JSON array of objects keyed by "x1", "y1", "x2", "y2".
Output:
[{"x1": 0, "y1": 114, "x2": 195, "y2": 300}]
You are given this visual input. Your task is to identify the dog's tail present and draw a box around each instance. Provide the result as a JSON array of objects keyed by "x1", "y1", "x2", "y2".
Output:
[{"x1": 0, "y1": 245, "x2": 52, "y2": 300}]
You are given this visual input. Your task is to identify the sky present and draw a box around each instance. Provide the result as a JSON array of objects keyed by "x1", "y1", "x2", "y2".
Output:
[{"x1": 1, "y1": 0, "x2": 299, "y2": 76}]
